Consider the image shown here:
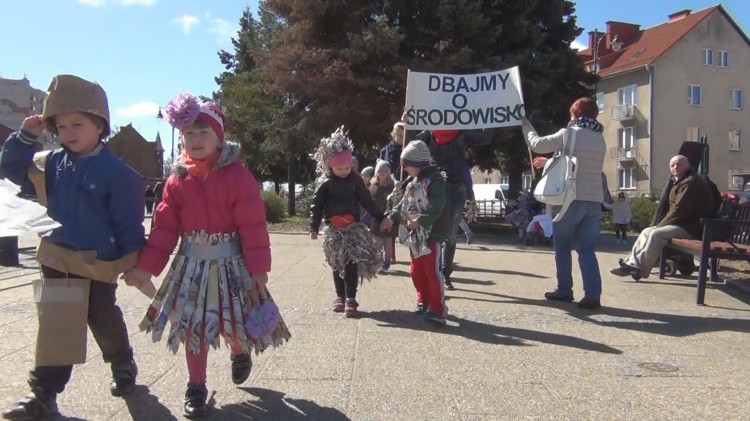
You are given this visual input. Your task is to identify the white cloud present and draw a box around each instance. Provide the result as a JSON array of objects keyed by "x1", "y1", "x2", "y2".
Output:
[
  {"x1": 77, "y1": 0, "x2": 106, "y2": 6},
  {"x1": 208, "y1": 18, "x2": 233, "y2": 37},
  {"x1": 207, "y1": 17, "x2": 234, "y2": 42},
  {"x1": 173, "y1": 15, "x2": 200, "y2": 34},
  {"x1": 121, "y1": 0, "x2": 157, "y2": 5},
  {"x1": 115, "y1": 101, "x2": 160, "y2": 119},
  {"x1": 571, "y1": 39, "x2": 588, "y2": 51}
]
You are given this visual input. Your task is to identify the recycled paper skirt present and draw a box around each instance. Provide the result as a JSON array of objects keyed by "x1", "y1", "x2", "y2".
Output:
[
  {"x1": 139, "y1": 231, "x2": 290, "y2": 355},
  {"x1": 322, "y1": 222, "x2": 383, "y2": 282}
]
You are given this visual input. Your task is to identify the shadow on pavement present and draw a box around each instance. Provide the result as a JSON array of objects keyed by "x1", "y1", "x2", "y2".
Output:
[
  {"x1": 216, "y1": 387, "x2": 350, "y2": 420},
  {"x1": 124, "y1": 385, "x2": 178, "y2": 421},
  {"x1": 446, "y1": 276, "x2": 496, "y2": 287},
  {"x1": 364, "y1": 309, "x2": 622, "y2": 354},
  {"x1": 452, "y1": 265, "x2": 548, "y2": 279},
  {"x1": 566, "y1": 303, "x2": 750, "y2": 337}
]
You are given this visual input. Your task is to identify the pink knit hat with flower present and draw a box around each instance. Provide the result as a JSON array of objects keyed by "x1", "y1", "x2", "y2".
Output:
[
  {"x1": 164, "y1": 93, "x2": 226, "y2": 142},
  {"x1": 329, "y1": 149, "x2": 353, "y2": 167}
]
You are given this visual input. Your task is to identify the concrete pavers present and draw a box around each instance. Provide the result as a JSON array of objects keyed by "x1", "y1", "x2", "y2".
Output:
[{"x1": 0, "y1": 228, "x2": 748, "y2": 420}]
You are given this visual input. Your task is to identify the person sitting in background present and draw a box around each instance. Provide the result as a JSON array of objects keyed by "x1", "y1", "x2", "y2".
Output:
[{"x1": 610, "y1": 155, "x2": 714, "y2": 280}]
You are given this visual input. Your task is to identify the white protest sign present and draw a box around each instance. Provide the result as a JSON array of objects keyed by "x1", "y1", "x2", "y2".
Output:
[{"x1": 404, "y1": 67, "x2": 525, "y2": 130}]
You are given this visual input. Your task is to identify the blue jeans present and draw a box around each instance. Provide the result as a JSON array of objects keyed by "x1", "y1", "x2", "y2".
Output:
[
  {"x1": 441, "y1": 184, "x2": 466, "y2": 276},
  {"x1": 552, "y1": 200, "x2": 603, "y2": 298}
]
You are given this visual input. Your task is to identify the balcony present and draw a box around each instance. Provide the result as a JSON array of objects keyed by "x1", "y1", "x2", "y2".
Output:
[
  {"x1": 611, "y1": 104, "x2": 636, "y2": 121},
  {"x1": 610, "y1": 147, "x2": 646, "y2": 168}
]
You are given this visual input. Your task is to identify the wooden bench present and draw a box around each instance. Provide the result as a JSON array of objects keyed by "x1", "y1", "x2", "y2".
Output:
[{"x1": 659, "y1": 202, "x2": 750, "y2": 305}]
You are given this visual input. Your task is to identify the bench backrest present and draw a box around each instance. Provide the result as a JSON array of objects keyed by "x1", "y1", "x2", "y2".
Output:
[{"x1": 729, "y1": 203, "x2": 750, "y2": 246}]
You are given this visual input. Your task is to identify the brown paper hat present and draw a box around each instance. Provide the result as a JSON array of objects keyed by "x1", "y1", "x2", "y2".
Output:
[{"x1": 42, "y1": 74, "x2": 110, "y2": 138}]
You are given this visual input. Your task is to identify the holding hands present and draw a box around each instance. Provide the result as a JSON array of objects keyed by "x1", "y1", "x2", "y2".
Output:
[
  {"x1": 121, "y1": 266, "x2": 151, "y2": 288},
  {"x1": 21, "y1": 115, "x2": 45, "y2": 137},
  {"x1": 379, "y1": 218, "x2": 393, "y2": 232}
]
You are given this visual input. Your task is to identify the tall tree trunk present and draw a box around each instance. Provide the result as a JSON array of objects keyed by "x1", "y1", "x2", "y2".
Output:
[
  {"x1": 287, "y1": 160, "x2": 297, "y2": 216},
  {"x1": 273, "y1": 180, "x2": 280, "y2": 194},
  {"x1": 507, "y1": 164, "x2": 524, "y2": 201}
]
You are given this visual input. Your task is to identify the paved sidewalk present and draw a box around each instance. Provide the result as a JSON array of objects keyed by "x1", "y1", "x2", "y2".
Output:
[{"x1": 1, "y1": 228, "x2": 749, "y2": 420}]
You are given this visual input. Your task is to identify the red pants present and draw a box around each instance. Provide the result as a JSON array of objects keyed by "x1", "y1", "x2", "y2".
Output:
[
  {"x1": 410, "y1": 240, "x2": 445, "y2": 315},
  {"x1": 186, "y1": 325, "x2": 244, "y2": 384}
]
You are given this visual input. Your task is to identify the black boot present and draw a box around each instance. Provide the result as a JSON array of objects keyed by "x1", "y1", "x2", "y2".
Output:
[
  {"x1": 231, "y1": 353, "x2": 252, "y2": 385},
  {"x1": 110, "y1": 359, "x2": 138, "y2": 397},
  {"x1": 2, "y1": 387, "x2": 58, "y2": 420},
  {"x1": 442, "y1": 268, "x2": 455, "y2": 291},
  {"x1": 183, "y1": 383, "x2": 208, "y2": 419}
]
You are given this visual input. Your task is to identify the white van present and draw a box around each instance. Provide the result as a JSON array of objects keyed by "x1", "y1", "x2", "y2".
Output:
[{"x1": 471, "y1": 184, "x2": 509, "y2": 217}]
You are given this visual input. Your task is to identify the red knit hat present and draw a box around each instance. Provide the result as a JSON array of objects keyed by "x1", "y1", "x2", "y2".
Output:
[
  {"x1": 195, "y1": 104, "x2": 226, "y2": 142},
  {"x1": 164, "y1": 93, "x2": 227, "y2": 142}
]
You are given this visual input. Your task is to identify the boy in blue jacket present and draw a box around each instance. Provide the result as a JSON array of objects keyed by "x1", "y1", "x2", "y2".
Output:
[{"x1": 0, "y1": 75, "x2": 145, "y2": 420}]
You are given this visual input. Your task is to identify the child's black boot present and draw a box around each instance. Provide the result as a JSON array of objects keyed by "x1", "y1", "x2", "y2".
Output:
[
  {"x1": 110, "y1": 359, "x2": 138, "y2": 397},
  {"x1": 2, "y1": 387, "x2": 58, "y2": 420},
  {"x1": 231, "y1": 353, "x2": 252, "y2": 385},
  {"x1": 183, "y1": 382, "x2": 208, "y2": 419}
]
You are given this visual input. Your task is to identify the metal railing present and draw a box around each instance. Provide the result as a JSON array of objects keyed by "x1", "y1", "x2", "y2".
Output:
[
  {"x1": 610, "y1": 147, "x2": 639, "y2": 160},
  {"x1": 474, "y1": 199, "x2": 506, "y2": 219},
  {"x1": 611, "y1": 104, "x2": 636, "y2": 120}
]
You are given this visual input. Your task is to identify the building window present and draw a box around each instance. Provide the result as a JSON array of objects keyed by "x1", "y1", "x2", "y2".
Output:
[
  {"x1": 687, "y1": 126, "x2": 700, "y2": 142},
  {"x1": 522, "y1": 173, "x2": 533, "y2": 190},
  {"x1": 500, "y1": 176, "x2": 509, "y2": 185},
  {"x1": 688, "y1": 85, "x2": 701, "y2": 106},
  {"x1": 731, "y1": 89, "x2": 743, "y2": 110},
  {"x1": 731, "y1": 176, "x2": 744, "y2": 191},
  {"x1": 729, "y1": 130, "x2": 741, "y2": 151},
  {"x1": 596, "y1": 92, "x2": 604, "y2": 113},
  {"x1": 718, "y1": 50, "x2": 729, "y2": 67},
  {"x1": 618, "y1": 168, "x2": 636, "y2": 189},
  {"x1": 702, "y1": 48, "x2": 713, "y2": 65},
  {"x1": 618, "y1": 85, "x2": 637, "y2": 106},
  {"x1": 618, "y1": 127, "x2": 636, "y2": 150}
]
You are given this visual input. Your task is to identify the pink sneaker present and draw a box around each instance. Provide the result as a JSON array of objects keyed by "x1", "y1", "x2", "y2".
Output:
[
  {"x1": 344, "y1": 299, "x2": 359, "y2": 318},
  {"x1": 332, "y1": 298, "x2": 344, "y2": 313}
]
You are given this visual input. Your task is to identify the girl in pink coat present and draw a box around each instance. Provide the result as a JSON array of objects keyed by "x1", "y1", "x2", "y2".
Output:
[{"x1": 123, "y1": 93, "x2": 290, "y2": 419}]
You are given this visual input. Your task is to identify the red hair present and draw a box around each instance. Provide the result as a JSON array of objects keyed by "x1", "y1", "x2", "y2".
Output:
[{"x1": 570, "y1": 97, "x2": 599, "y2": 119}]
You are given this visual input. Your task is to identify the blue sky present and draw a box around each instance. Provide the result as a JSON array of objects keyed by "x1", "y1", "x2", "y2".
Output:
[{"x1": 1, "y1": 0, "x2": 748, "y2": 156}]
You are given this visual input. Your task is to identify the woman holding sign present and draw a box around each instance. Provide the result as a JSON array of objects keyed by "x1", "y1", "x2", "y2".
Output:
[{"x1": 521, "y1": 97, "x2": 606, "y2": 310}]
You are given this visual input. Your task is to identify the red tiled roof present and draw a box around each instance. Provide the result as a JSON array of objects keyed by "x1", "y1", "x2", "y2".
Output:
[{"x1": 586, "y1": 5, "x2": 723, "y2": 77}]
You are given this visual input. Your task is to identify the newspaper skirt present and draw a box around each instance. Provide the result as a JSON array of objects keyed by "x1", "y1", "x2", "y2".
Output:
[
  {"x1": 139, "y1": 231, "x2": 290, "y2": 355},
  {"x1": 322, "y1": 222, "x2": 383, "y2": 282}
]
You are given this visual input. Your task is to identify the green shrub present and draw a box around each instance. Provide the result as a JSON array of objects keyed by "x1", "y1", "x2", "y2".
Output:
[
  {"x1": 261, "y1": 191, "x2": 286, "y2": 223},
  {"x1": 629, "y1": 196, "x2": 658, "y2": 231}
]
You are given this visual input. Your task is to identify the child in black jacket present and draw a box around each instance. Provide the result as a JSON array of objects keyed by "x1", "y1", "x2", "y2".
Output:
[{"x1": 310, "y1": 127, "x2": 384, "y2": 317}]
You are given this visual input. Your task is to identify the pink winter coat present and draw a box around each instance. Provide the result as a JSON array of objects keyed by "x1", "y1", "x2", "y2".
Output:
[{"x1": 138, "y1": 143, "x2": 271, "y2": 276}]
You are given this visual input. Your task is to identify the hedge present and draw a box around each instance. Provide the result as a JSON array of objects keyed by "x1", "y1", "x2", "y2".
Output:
[{"x1": 261, "y1": 191, "x2": 286, "y2": 223}]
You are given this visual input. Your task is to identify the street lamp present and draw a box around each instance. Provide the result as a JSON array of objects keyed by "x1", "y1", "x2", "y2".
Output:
[
  {"x1": 592, "y1": 29, "x2": 623, "y2": 75},
  {"x1": 156, "y1": 107, "x2": 175, "y2": 164}
]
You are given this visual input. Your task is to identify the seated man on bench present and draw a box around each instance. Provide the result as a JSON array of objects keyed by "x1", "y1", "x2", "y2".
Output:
[{"x1": 610, "y1": 155, "x2": 713, "y2": 280}]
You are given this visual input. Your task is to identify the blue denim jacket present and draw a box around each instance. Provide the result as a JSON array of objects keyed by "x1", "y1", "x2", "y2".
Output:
[{"x1": 0, "y1": 131, "x2": 145, "y2": 261}]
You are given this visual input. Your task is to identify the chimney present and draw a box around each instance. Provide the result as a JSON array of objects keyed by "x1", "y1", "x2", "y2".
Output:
[
  {"x1": 668, "y1": 9, "x2": 691, "y2": 22},
  {"x1": 606, "y1": 21, "x2": 640, "y2": 48}
]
